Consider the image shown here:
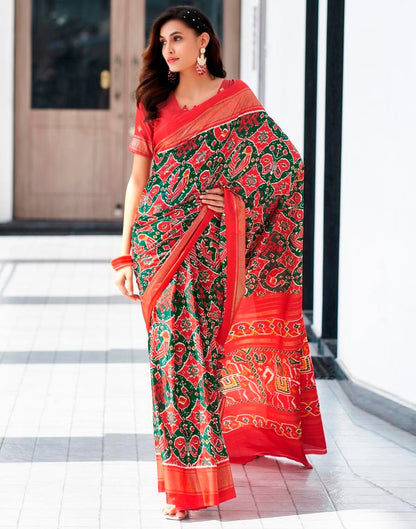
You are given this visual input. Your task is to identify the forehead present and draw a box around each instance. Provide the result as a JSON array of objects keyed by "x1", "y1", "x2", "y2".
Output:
[{"x1": 159, "y1": 19, "x2": 193, "y2": 37}]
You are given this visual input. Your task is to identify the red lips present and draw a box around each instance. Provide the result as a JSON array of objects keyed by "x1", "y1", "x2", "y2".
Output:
[{"x1": 168, "y1": 58, "x2": 179, "y2": 63}]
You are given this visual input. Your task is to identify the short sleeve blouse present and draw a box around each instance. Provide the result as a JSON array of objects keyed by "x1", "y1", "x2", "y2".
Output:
[
  {"x1": 128, "y1": 101, "x2": 154, "y2": 159},
  {"x1": 127, "y1": 80, "x2": 235, "y2": 158}
]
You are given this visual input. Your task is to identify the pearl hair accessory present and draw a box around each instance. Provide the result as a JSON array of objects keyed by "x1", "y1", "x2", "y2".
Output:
[{"x1": 182, "y1": 9, "x2": 209, "y2": 32}]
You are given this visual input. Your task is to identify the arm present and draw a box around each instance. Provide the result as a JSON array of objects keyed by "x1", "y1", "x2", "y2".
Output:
[
  {"x1": 114, "y1": 153, "x2": 151, "y2": 301},
  {"x1": 119, "y1": 153, "x2": 152, "y2": 254}
]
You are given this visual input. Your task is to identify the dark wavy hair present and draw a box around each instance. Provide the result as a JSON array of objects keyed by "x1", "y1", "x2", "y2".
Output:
[{"x1": 135, "y1": 5, "x2": 226, "y2": 121}]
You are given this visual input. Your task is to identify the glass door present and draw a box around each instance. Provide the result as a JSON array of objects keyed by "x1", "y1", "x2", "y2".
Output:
[{"x1": 31, "y1": 0, "x2": 111, "y2": 110}]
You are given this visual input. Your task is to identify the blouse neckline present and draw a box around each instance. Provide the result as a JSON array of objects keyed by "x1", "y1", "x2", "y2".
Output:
[{"x1": 171, "y1": 78, "x2": 229, "y2": 112}]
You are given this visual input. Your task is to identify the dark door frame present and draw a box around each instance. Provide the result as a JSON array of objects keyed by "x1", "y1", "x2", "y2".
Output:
[
  {"x1": 322, "y1": 0, "x2": 345, "y2": 343},
  {"x1": 303, "y1": 0, "x2": 345, "y2": 352},
  {"x1": 303, "y1": 0, "x2": 319, "y2": 314}
]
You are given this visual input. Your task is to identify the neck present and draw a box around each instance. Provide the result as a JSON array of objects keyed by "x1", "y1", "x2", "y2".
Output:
[{"x1": 176, "y1": 68, "x2": 216, "y2": 97}]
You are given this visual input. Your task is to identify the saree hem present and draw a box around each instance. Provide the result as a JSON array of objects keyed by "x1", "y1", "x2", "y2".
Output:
[
  {"x1": 156, "y1": 454, "x2": 236, "y2": 510},
  {"x1": 224, "y1": 425, "x2": 328, "y2": 469},
  {"x1": 163, "y1": 487, "x2": 237, "y2": 511}
]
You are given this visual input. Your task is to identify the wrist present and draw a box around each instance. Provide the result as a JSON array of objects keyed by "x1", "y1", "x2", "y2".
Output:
[{"x1": 111, "y1": 254, "x2": 134, "y2": 271}]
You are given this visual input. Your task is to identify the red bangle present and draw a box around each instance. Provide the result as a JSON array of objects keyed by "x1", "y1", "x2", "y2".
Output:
[{"x1": 111, "y1": 255, "x2": 134, "y2": 271}]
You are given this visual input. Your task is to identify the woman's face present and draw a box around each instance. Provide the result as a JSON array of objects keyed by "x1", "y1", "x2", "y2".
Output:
[{"x1": 159, "y1": 19, "x2": 209, "y2": 73}]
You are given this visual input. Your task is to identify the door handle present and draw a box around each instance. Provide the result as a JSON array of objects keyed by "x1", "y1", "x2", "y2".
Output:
[{"x1": 100, "y1": 69, "x2": 110, "y2": 90}]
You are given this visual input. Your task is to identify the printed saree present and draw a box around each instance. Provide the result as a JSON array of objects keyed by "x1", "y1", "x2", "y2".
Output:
[{"x1": 128, "y1": 79, "x2": 327, "y2": 510}]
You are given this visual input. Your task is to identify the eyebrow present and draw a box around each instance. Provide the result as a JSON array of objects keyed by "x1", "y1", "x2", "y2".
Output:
[{"x1": 159, "y1": 31, "x2": 183, "y2": 38}]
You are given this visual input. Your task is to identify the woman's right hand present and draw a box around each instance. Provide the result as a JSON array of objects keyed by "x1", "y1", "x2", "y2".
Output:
[{"x1": 114, "y1": 266, "x2": 140, "y2": 301}]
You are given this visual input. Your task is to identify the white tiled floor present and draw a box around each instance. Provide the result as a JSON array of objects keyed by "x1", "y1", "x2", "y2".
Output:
[{"x1": 0, "y1": 235, "x2": 415, "y2": 529}]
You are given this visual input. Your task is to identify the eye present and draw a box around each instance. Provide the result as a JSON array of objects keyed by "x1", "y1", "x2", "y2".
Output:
[
  {"x1": 174, "y1": 36, "x2": 182, "y2": 41},
  {"x1": 160, "y1": 40, "x2": 166, "y2": 46}
]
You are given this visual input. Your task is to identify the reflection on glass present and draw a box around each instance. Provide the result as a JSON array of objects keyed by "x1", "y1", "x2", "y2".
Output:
[
  {"x1": 145, "y1": 0, "x2": 223, "y2": 45},
  {"x1": 32, "y1": 0, "x2": 110, "y2": 109}
]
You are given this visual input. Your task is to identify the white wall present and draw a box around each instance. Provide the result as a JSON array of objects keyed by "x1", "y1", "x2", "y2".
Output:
[
  {"x1": 311, "y1": 0, "x2": 327, "y2": 338},
  {"x1": 0, "y1": 0, "x2": 14, "y2": 223},
  {"x1": 263, "y1": 0, "x2": 306, "y2": 157},
  {"x1": 338, "y1": 0, "x2": 416, "y2": 407}
]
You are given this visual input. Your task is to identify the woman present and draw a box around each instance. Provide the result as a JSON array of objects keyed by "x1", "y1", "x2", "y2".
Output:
[{"x1": 112, "y1": 5, "x2": 327, "y2": 522}]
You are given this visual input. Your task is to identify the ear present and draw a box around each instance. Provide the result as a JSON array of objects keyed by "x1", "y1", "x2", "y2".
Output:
[{"x1": 199, "y1": 31, "x2": 210, "y2": 48}]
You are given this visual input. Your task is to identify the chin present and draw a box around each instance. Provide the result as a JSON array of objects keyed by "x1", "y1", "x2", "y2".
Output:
[{"x1": 166, "y1": 61, "x2": 180, "y2": 71}]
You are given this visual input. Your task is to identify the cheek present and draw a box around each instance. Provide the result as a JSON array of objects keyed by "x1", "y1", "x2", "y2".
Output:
[{"x1": 181, "y1": 43, "x2": 198, "y2": 61}]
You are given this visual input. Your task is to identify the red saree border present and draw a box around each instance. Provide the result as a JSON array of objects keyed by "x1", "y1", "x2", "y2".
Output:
[
  {"x1": 141, "y1": 190, "x2": 246, "y2": 342},
  {"x1": 156, "y1": 454, "x2": 236, "y2": 510},
  {"x1": 224, "y1": 292, "x2": 306, "y2": 350},
  {"x1": 217, "y1": 189, "x2": 246, "y2": 346},
  {"x1": 223, "y1": 426, "x2": 313, "y2": 468},
  {"x1": 141, "y1": 205, "x2": 215, "y2": 331},
  {"x1": 221, "y1": 290, "x2": 328, "y2": 467},
  {"x1": 154, "y1": 80, "x2": 264, "y2": 154}
]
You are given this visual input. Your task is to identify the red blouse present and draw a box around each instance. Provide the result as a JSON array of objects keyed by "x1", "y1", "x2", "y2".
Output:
[{"x1": 128, "y1": 79, "x2": 235, "y2": 159}]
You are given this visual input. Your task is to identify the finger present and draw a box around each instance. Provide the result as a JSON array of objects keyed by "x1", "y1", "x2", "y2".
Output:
[
  {"x1": 207, "y1": 205, "x2": 224, "y2": 213},
  {"x1": 201, "y1": 191, "x2": 224, "y2": 198},
  {"x1": 202, "y1": 187, "x2": 224, "y2": 195},
  {"x1": 120, "y1": 286, "x2": 140, "y2": 301},
  {"x1": 114, "y1": 273, "x2": 140, "y2": 301},
  {"x1": 114, "y1": 276, "x2": 129, "y2": 296},
  {"x1": 125, "y1": 271, "x2": 140, "y2": 301},
  {"x1": 201, "y1": 201, "x2": 224, "y2": 208},
  {"x1": 127, "y1": 271, "x2": 134, "y2": 295},
  {"x1": 200, "y1": 194, "x2": 225, "y2": 202}
]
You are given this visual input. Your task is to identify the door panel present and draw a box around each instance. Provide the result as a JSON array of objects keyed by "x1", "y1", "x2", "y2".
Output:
[
  {"x1": 14, "y1": 0, "x2": 238, "y2": 220},
  {"x1": 15, "y1": 0, "x2": 133, "y2": 220}
]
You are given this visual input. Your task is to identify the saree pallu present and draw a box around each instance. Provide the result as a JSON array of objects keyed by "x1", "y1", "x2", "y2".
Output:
[{"x1": 130, "y1": 80, "x2": 327, "y2": 510}]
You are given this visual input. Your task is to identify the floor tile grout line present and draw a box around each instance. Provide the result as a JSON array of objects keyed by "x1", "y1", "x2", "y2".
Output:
[
  {"x1": 310, "y1": 431, "x2": 352, "y2": 529},
  {"x1": 56, "y1": 295, "x2": 80, "y2": 529},
  {"x1": 327, "y1": 380, "x2": 416, "y2": 454},
  {"x1": 240, "y1": 461, "x2": 262, "y2": 528},
  {"x1": 40, "y1": 264, "x2": 73, "y2": 529},
  {"x1": 130, "y1": 340, "x2": 143, "y2": 527},
  {"x1": 0, "y1": 262, "x2": 16, "y2": 296},
  {"x1": 17, "y1": 279, "x2": 62, "y2": 527},
  {"x1": 323, "y1": 382, "x2": 416, "y2": 510},
  {"x1": 275, "y1": 458, "x2": 303, "y2": 528},
  {"x1": 98, "y1": 297, "x2": 110, "y2": 529},
  {"x1": 1, "y1": 300, "x2": 46, "y2": 526},
  {"x1": 324, "y1": 425, "x2": 416, "y2": 511},
  {"x1": 0, "y1": 296, "x2": 131, "y2": 305}
]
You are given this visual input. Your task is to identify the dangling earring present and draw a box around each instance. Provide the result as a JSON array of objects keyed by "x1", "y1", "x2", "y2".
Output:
[
  {"x1": 167, "y1": 70, "x2": 178, "y2": 83},
  {"x1": 196, "y1": 47, "x2": 207, "y2": 75}
]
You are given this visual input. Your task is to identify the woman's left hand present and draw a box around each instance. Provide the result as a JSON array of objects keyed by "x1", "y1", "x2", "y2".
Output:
[{"x1": 199, "y1": 187, "x2": 224, "y2": 213}]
